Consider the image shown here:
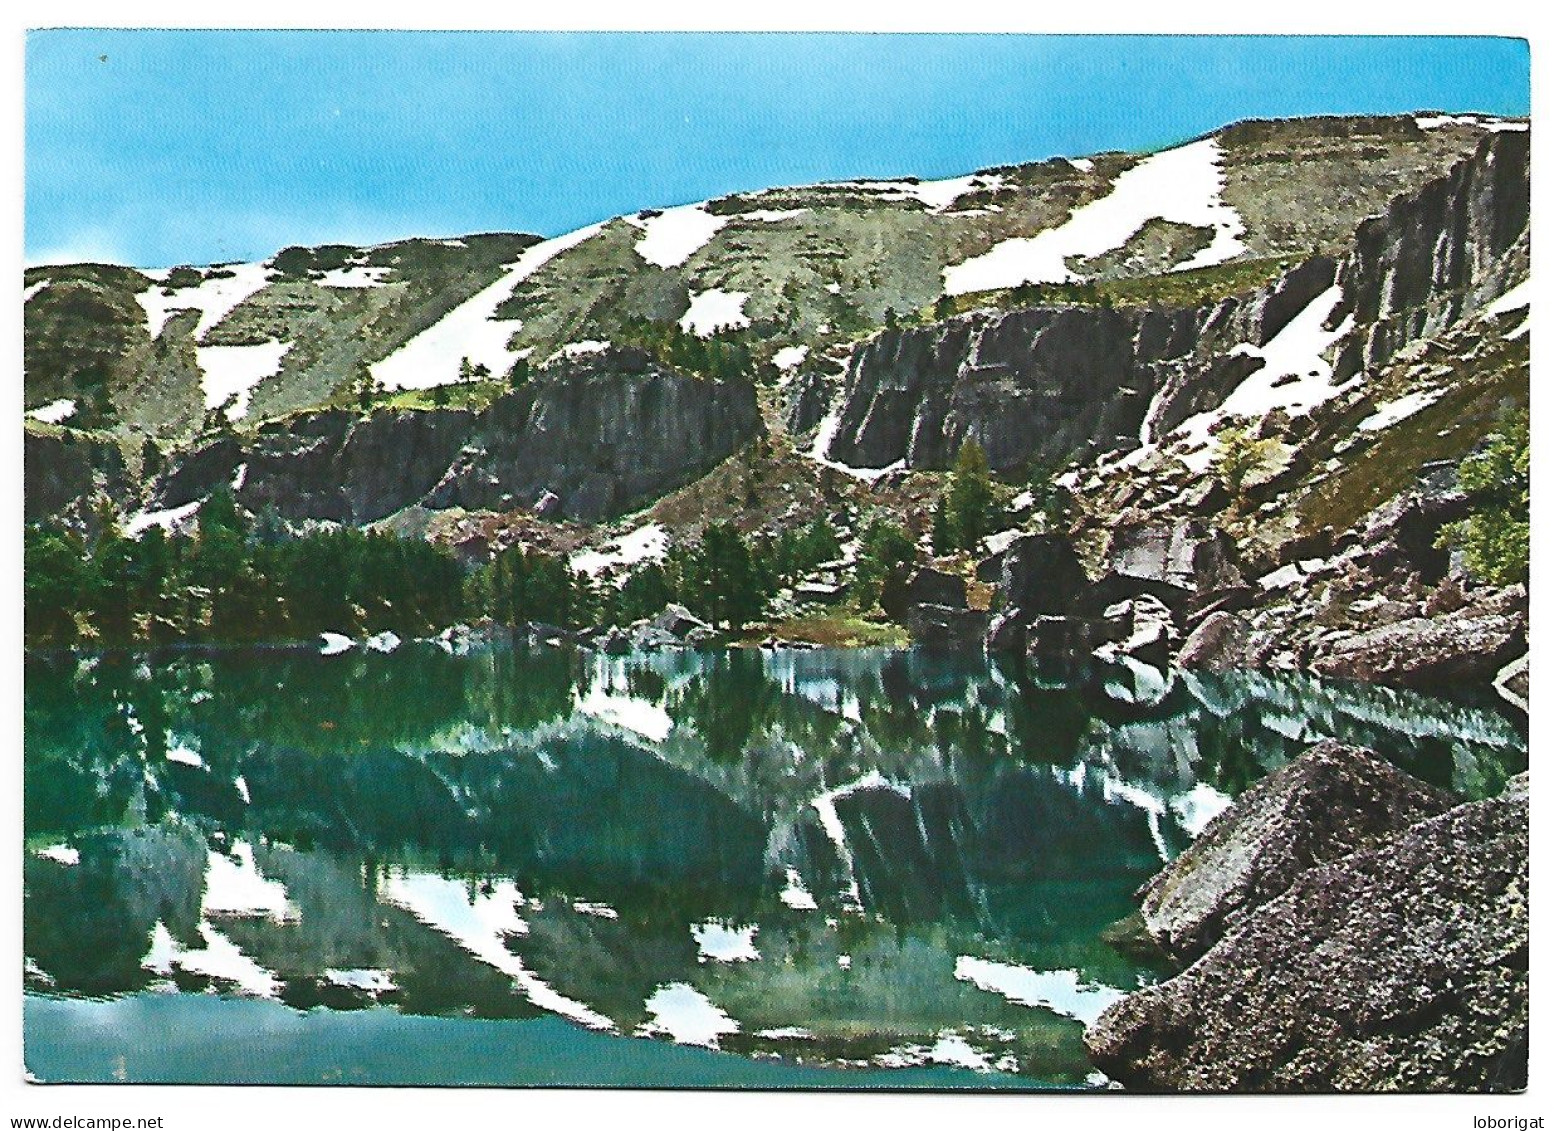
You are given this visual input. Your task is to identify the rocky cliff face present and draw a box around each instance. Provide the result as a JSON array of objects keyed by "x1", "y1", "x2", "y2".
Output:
[
  {"x1": 813, "y1": 259, "x2": 1336, "y2": 474},
  {"x1": 24, "y1": 429, "x2": 134, "y2": 530},
  {"x1": 150, "y1": 348, "x2": 761, "y2": 525},
  {"x1": 817, "y1": 131, "x2": 1525, "y2": 480},
  {"x1": 962, "y1": 128, "x2": 1529, "y2": 695},
  {"x1": 1334, "y1": 131, "x2": 1530, "y2": 382}
]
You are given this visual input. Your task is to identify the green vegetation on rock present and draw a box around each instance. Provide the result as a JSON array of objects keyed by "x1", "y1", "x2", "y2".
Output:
[{"x1": 1437, "y1": 410, "x2": 1529, "y2": 586}]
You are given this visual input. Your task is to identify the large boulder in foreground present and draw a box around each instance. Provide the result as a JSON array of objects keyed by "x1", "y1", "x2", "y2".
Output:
[
  {"x1": 1087, "y1": 782, "x2": 1528, "y2": 1092},
  {"x1": 1137, "y1": 742, "x2": 1454, "y2": 963}
]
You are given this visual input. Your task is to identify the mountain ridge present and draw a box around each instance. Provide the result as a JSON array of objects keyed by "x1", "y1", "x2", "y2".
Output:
[{"x1": 23, "y1": 110, "x2": 1531, "y2": 696}]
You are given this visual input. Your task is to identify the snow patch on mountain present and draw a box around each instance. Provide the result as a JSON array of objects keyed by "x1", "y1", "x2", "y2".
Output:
[
  {"x1": 137, "y1": 261, "x2": 274, "y2": 341},
  {"x1": 202, "y1": 842, "x2": 299, "y2": 924},
  {"x1": 571, "y1": 523, "x2": 669, "y2": 577},
  {"x1": 1486, "y1": 279, "x2": 1530, "y2": 316},
  {"x1": 1358, "y1": 388, "x2": 1448, "y2": 433},
  {"x1": 317, "y1": 265, "x2": 392, "y2": 288},
  {"x1": 943, "y1": 138, "x2": 1246, "y2": 295},
  {"x1": 818, "y1": 172, "x2": 1004, "y2": 213},
  {"x1": 382, "y1": 870, "x2": 614, "y2": 1030},
  {"x1": 124, "y1": 500, "x2": 202, "y2": 538},
  {"x1": 197, "y1": 340, "x2": 292, "y2": 420},
  {"x1": 773, "y1": 345, "x2": 810, "y2": 370},
  {"x1": 1415, "y1": 113, "x2": 1528, "y2": 133},
  {"x1": 1170, "y1": 285, "x2": 1355, "y2": 471},
  {"x1": 741, "y1": 208, "x2": 808, "y2": 223},
  {"x1": 679, "y1": 288, "x2": 750, "y2": 337},
  {"x1": 371, "y1": 222, "x2": 607, "y2": 392},
  {"x1": 628, "y1": 204, "x2": 728, "y2": 268},
  {"x1": 27, "y1": 398, "x2": 77, "y2": 424}
]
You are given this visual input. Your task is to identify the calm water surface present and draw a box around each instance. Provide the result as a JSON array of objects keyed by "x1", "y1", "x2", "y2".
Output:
[{"x1": 22, "y1": 643, "x2": 1526, "y2": 1087}]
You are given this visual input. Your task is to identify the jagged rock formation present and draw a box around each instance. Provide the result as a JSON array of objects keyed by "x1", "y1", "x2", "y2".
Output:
[
  {"x1": 1333, "y1": 131, "x2": 1530, "y2": 382},
  {"x1": 814, "y1": 265, "x2": 1335, "y2": 474},
  {"x1": 1308, "y1": 583, "x2": 1527, "y2": 688},
  {"x1": 25, "y1": 113, "x2": 1520, "y2": 545},
  {"x1": 972, "y1": 129, "x2": 1529, "y2": 695},
  {"x1": 1086, "y1": 747, "x2": 1528, "y2": 1092},
  {"x1": 24, "y1": 428, "x2": 134, "y2": 529},
  {"x1": 149, "y1": 349, "x2": 761, "y2": 524}
]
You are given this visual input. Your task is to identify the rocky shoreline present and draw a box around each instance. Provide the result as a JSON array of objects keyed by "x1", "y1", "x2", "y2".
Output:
[{"x1": 1084, "y1": 741, "x2": 1528, "y2": 1091}]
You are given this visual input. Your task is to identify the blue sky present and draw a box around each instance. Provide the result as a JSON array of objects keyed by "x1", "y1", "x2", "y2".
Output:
[{"x1": 25, "y1": 31, "x2": 1530, "y2": 268}]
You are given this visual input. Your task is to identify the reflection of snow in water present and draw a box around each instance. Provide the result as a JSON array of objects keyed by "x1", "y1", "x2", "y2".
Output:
[
  {"x1": 202, "y1": 842, "x2": 299, "y2": 923},
  {"x1": 575, "y1": 655, "x2": 673, "y2": 743},
  {"x1": 638, "y1": 982, "x2": 739, "y2": 1048},
  {"x1": 810, "y1": 771, "x2": 910, "y2": 910},
  {"x1": 382, "y1": 871, "x2": 614, "y2": 1031},
  {"x1": 693, "y1": 921, "x2": 760, "y2": 963},
  {"x1": 325, "y1": 967, "x2": 397, "y2": 993},
  {"x1": 954, "y1": 956, "x2": 1126, "y2": 1026},
  {"x1": 778, "y1": 868, "x2": 818, "y2": 911},
  {"x1": 875, "y1": 1031, "x2": 1019, "y2": 1075},
  {"x1": 142, "y1": 920, "x2": 281, "y2": 999},
  {"x1": 165, "y1": 736, "x2": 205, "y2": 769}
]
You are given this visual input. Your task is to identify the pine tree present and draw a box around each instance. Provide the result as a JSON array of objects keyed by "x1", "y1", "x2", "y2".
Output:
[{"x1": 936, "y1": 438, "x2": 997, "y2": 552}]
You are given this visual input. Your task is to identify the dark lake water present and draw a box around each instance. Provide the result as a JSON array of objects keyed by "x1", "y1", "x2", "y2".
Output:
[{"x1": 22, "y1": 642, "x2": 1526, "y2": 1087}]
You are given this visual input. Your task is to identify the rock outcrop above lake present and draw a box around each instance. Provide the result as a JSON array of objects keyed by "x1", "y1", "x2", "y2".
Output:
[
  {"x1": 816, "y1": 261, "x2": 1336, "y2": 476},
  {"x1": 24, "y1": 428, "x2": 134, "y2": 531},
  {"x1": 1086, "y1": 744, "x2": 1529, "y2": 1092},
  {"x1": 151, "y1": 348, "x2": 761, "y2": 525},
  {"x1": 1308, "y1": 584, "x2": 1528, "y2": 689}
]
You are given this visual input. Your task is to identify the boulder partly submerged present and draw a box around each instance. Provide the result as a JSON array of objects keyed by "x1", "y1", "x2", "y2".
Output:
[
  {"x1": 1136, "y1": 741, "x2": 1455, "y2": 964},
  {"x1": 1087, "y1": 778, "x2": 1529, "y2": 1092}
]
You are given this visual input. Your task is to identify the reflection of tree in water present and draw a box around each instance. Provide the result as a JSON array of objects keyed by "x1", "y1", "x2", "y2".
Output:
[
  {"x1": 1193, "y1": 716, "x2": 1268, "y2": 796},
  {"x1": 25, "y1": 823, "x2": 206, "y2": 997},
  {"x1": 469, "y1": 645, "x2": 579, "y2": 735},
  {"x1": 667, "y1": 650, "x2": 781, "y2": 763},
  {"x1": 196, "y1": 648, "x2": 471, "y2": 753}
]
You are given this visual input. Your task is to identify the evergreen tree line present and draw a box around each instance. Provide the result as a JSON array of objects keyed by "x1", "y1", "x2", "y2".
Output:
[
  {"x1": 615, "y1": 314, "x2": 756, "y2": 383},
  {"x1": 25, "y1": 489, "x2": 466, "y2": 648},
  {"x1": 469, "y1": 515, "x2": 847, "y2": 633},
  {"x1": 26, "y1": 497, "x2": 860, "y2": 649}
]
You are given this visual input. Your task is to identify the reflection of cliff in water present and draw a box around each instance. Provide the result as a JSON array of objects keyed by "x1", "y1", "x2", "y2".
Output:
[{"x1": 24, "y1": 645, "x2": 1525, "y2": 1082}]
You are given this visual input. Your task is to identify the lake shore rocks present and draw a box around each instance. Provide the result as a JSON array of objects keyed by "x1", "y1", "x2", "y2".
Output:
[
  {"x1": 1086, "y1": 744, "x2": 1528, "y2": 1092},
  {"x1": 1134, "y1": 740, "x2": 1456, "y2": 964}
]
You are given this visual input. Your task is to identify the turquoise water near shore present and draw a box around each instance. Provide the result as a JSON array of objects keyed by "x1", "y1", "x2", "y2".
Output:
[
  {"x1": 23, "y1": 643, "x2": 1525, "y2": 1087},
  {"x1": 25, "y1": 993, "x2": 1029, "y2": 1088}
]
